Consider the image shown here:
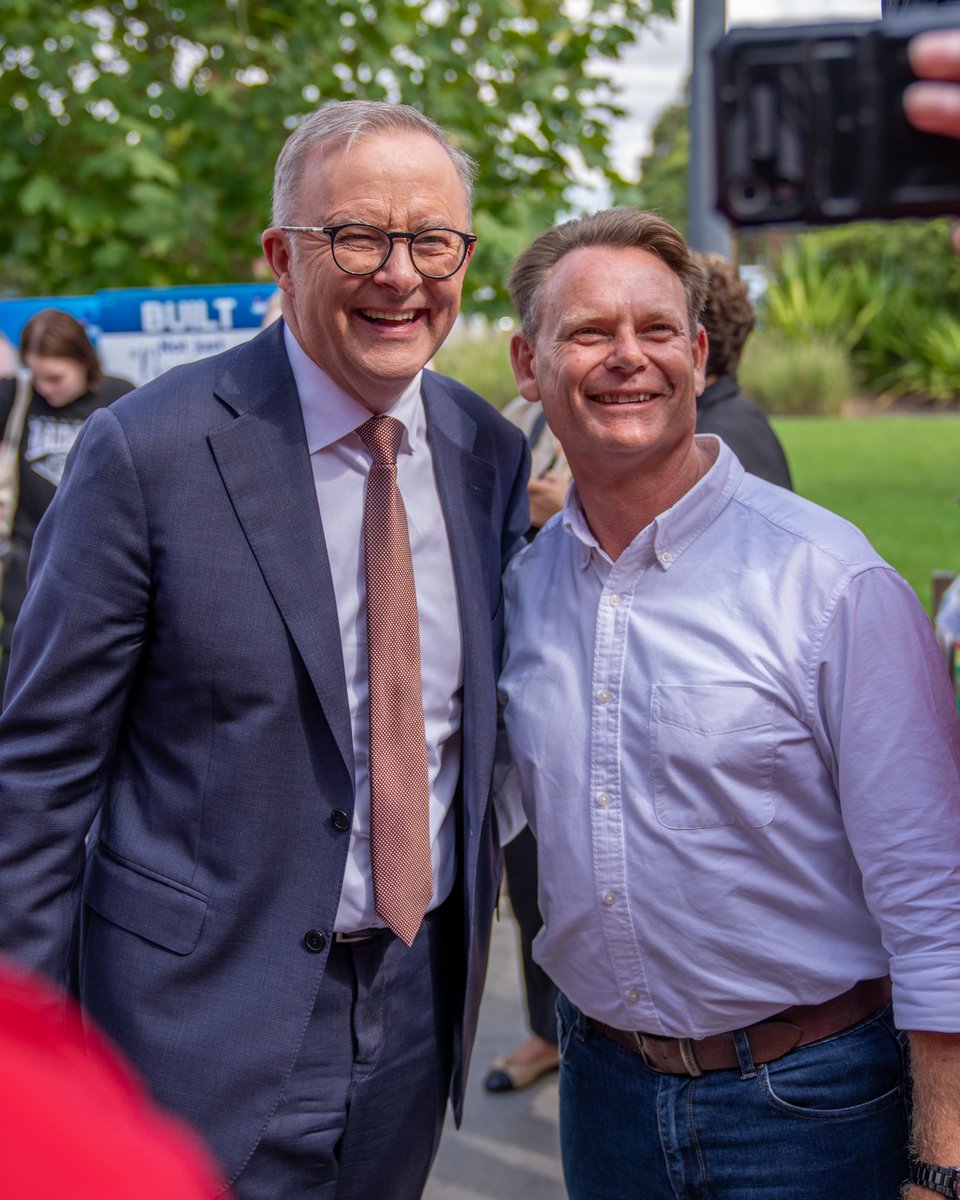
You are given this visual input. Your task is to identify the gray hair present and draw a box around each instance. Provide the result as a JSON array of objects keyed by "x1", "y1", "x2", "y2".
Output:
[
  {"x1": 271, "y1": 100, "x2": 477, "y2": 227},
  {"x1": 509, "y1": 208, "x2": 709, "y2": 339}
]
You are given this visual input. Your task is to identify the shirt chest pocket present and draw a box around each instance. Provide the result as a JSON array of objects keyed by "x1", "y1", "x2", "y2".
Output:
[{"x1": 650, "y1": 684, "x2": 777, "y2": 830}]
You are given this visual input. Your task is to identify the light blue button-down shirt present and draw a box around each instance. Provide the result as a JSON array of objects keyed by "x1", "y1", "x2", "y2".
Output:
[{"x1": 499, "y1": 437, "x2": 960, "y2": 1036}]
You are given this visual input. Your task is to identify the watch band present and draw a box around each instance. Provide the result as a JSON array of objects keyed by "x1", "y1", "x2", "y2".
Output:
[{"x1": 910, "y1": 1161, "x2": 960, "y2": 1198}]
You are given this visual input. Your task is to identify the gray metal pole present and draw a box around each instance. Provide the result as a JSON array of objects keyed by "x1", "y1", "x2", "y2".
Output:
[{"x1": 688, "y1": 0, "x2": 732, "y2": 256}]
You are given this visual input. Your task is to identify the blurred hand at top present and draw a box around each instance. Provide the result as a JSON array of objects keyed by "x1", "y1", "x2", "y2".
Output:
[{"x1": 906, "y1": 28, "x2": 960, "y2": 137}]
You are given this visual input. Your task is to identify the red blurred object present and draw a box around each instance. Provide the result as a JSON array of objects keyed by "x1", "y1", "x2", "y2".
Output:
[{"x1": 0, "y1": 958, "x2": 227, "y2": 1199}]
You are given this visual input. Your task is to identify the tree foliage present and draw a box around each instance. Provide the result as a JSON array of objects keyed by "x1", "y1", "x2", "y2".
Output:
[
  {"x1": 1, "y1": 0, "x2": 674, "y2": 313},
  {"x1": 633, "y1": 93, "x2": 688, "y2": 234}
]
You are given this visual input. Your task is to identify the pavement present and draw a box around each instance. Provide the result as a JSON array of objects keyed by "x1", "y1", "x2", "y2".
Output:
[{"x1": 424, "y1": 901, "x2": 567, "y2": 1200}]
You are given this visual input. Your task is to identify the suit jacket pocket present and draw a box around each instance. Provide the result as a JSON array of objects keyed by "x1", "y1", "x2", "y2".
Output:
[{"x1": 83, "y1": 842, "x2": 208, "y2": 955}]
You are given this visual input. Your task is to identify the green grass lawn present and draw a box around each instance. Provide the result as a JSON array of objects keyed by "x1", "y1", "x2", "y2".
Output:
[{"x1": 772, "y1": 415, "x2": 960, "y2": 613}]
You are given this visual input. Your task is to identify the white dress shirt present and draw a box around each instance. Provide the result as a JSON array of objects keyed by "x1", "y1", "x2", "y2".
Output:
[
  {"x1": 499, "y1": 435, "x2": 960, "y2": 1036},
  {"x1": 285, "y1": 326, "x2": 463, "y2": 931}
]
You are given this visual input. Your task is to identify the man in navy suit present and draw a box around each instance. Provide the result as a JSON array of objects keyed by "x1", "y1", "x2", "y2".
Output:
[{"x1": 0, "y1": 101, "x2": 529, "y2": 1199}]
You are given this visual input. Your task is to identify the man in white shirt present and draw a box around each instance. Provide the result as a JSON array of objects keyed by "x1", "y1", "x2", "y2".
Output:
[{"x1": 498, "y1": 207, "x2": 960, "y2": 1200}]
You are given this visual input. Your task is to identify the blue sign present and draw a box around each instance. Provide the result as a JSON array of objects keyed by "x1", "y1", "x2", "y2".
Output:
[
  {"x1": 0, "y1": 295, "x2": 101, "y2": 344},
  {"x1": 0, "y1": 284, "x2": 280, "y2": 386}
]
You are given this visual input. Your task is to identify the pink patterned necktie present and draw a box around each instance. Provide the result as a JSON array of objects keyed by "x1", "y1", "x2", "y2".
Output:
[{"x1": 357, "y1": 415, "x2": 433, "y2": 946}]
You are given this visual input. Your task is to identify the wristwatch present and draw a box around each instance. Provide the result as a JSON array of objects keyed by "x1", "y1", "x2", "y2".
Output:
[{"x1": 910, "y1": 1161, "x2": 960, "y2": 1197}]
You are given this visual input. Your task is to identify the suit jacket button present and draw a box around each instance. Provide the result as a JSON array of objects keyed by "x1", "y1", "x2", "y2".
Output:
[
  {"x1": 304, "y1": 930, "x2": 326, "y2": 953},
  {"x1": 331, "y1": 809, "x2": 350, "y2": 832}
]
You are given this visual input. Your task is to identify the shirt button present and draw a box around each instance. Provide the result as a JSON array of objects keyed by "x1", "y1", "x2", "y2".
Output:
[
  {"x1": 602, "y1": 891, "x2": 617, "y2": 907},
  {"x1": 627, "y1": 988, "x2": 640, "y2": 1003},
  {"x1": 659, "y1": 550, "x2": 674, "y2": 564},
  {"x1": 597, "y1": 792, "x2": 611, "y2": 807},
  {"x1": 330, "y1": 809, "x2": 350, "y2": 832},
  {"x1": 304, "y1": 930, "x2": 326, "y2": 953},
  {"x1": 597, "y1": 689, "x2": 612, "y2": 704},
  {"x1": 608, "y1": 594, "x2": 621, "y2": 607}
]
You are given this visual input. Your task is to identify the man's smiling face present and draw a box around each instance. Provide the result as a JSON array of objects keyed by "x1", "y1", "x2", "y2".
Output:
[
  {"x1": 510, "y1": 244, "x2": 707, "y2": 476},
  {"x1": 262, "y1": 129, "x2": 472, "y2": 413}
]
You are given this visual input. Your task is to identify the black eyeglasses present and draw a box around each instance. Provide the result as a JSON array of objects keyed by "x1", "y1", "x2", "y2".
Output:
[{"x1": 279, "y1": 223, "x2": 477, "y2": 280}]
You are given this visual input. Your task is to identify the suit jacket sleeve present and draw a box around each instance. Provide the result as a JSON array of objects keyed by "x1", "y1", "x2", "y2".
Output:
[
  {"x1": 0, "y1": 406, "x2": 151, "y2": 989},
  {"x1": 501, "y1": 432, "x2": 532, "y2": 569}
]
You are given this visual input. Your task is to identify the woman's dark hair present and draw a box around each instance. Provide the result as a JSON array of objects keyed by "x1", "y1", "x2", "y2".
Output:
[{"x1": 19, "y1": 309, "x2": 102, "y2": 390}]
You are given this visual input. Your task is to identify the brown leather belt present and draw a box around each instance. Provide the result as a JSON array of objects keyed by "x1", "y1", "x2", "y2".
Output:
[{"x1": 589, "y1": 976, "x2": 891, "y2": 1077}]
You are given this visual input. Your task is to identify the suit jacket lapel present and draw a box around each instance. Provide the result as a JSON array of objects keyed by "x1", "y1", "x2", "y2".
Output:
[
  {"x1": 422, "y1": 375, "x2": 497, "y2": 830},
  {"x1": 205, "y1": 348, "x2": 498, "y2": 802},
  {"x1": 207, "y1": 326, "x2": 355, "y2": 781}
]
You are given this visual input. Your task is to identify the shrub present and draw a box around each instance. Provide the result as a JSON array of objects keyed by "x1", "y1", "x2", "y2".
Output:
[
  {"x1": 867, "y1": 310, "x2": 960, "y2": 407},
  {"x1": 739, "y1": 333, "x2": 854, "y2": 416},
  {"x1": 755, "y1": 226, "x2": 960, "y2": 405},
  {"x1": 757, "y1": 239, "x2": 884, "y2": 354}
]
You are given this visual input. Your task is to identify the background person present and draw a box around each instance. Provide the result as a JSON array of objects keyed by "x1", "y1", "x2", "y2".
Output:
[
  {"x1": 484, "y1": 394, "x2": 567, "y2": 1095},
  {"x1": 501, "y1": 393, "x2": 571, "y2": 534},
  {"x1": 499, "y1": 207, "x2": 960, "y2": 1200},
  {"x1": 0, "y1": 309, "x2": 133, "y2": 695},
  {"x1": 693, "y1": 252, "x2": 792, "y2": 490},
  {"x1": 0, "y1": 334, "x2": 15, "y2": 377},
  {"x1": 0, "y1": 100, "x2": 529, "y2": 1200}
]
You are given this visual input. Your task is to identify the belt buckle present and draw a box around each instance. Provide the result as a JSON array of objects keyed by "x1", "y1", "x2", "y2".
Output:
[
  {"x1": 632, "y1": 1033, "x2": 703, "y2": 1077},
  {"x1": 631, "y1": 1032, "x2": 662, "y2": 1073},
  {"x1": 334, "y1": 929, "x2": 378, "y2": 944},
  {"x1": 676, "y1": 1038, "x2": 704, "y2": 1077}
]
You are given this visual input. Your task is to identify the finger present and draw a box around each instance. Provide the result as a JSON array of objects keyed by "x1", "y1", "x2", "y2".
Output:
[
  {"x1": 908, "y1": 29, "x2": 960, "y2": 81},
  {"x1": 904, "y1": 80, "x2": 960, "y2": 137}
]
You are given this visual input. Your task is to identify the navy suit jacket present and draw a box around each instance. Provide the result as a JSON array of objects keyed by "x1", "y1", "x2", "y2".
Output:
[{"x1": 0, "y1": 321, "x2": 530, "y2": 1183}]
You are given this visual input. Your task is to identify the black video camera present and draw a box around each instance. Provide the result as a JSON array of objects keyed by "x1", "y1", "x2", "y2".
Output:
[{"x1": 713, "y1": 4, "x2": 960, "y2": 227}]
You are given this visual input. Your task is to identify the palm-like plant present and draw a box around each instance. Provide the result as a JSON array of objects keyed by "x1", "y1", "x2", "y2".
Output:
[{"x1": 758, "y1": 240, "x2": 884, "y2": 355}]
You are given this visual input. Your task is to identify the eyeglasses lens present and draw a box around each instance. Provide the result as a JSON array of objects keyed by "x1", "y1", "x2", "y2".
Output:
[{"x1": 331, "y1": 226, "x2": 466, "y2": 278}]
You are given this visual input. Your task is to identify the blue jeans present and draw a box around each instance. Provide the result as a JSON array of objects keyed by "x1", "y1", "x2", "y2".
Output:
[{"x1": 557, "y1": 993, "x2": 910, "y2": 1200}]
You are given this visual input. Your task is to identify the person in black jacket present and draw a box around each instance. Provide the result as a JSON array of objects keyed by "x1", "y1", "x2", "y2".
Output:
[
  {"x1": 694, "y1": 253, "x2": 793, "y2": 490},
  {"x1": 0, "y1": 309, "x2": 133, "y2": 694}
]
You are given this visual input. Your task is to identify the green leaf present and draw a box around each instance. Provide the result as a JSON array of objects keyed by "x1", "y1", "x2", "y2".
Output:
[{"x1": 20, "y1": 173, "x2": 67, "y2": 217}]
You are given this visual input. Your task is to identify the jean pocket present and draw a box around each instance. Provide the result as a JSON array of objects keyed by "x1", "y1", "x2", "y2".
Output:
[
  {"x1": 759, "y1": 1008, "x2": 907, "y2": 1119},
  {"x1": 556, "y1": 994, "x2": 581, "y2": 1064},
  {"x1": 651, "y1": 683, "x2": 777, "y2": 830}
]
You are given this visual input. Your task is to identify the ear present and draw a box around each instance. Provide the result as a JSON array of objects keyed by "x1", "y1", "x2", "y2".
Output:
[
  {"x1": 510, "y1": 332, "x2": 541, "y2": 404},
  {"x1": 261, "y1": 228, "x2": 294, "y2": 296},
  {"x1": 692, "y1": 323, "x2": 709, "y2": 396}
]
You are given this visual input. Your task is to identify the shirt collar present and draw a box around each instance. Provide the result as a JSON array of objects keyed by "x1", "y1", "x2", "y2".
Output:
[
  {"x1": 562, "y1": 435, "x2": 744, "y2": 570},
  {"x1": 284, "y1": 323, "x2": 424, "y2": 455}
]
